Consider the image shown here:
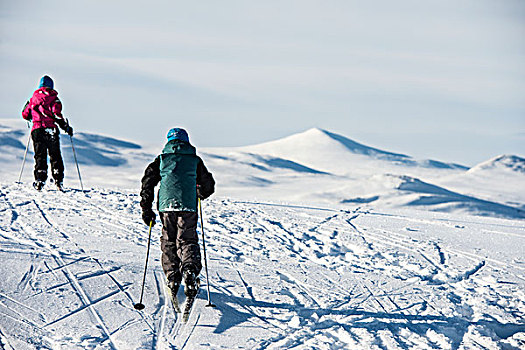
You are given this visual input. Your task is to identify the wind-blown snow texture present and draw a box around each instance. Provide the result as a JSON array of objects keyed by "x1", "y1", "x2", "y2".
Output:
[{"x1": 0, "y1": 121, "x2": 524, "y2": 349}]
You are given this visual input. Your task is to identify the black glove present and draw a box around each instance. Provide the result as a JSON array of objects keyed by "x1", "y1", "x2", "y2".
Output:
[
  {"x1": 142, "y1": 209, "x2": 156, "y2": 226},
  {"x1": 64, "y1": 125, "x2": 74, "y2": 136}
]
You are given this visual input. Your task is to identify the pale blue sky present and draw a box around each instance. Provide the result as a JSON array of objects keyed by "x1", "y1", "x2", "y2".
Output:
[{"x1": 1, "y1": 0, "x2": 524, "y2": 165}]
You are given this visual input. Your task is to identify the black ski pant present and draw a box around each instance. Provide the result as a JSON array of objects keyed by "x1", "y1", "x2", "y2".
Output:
[
  {"x1": 31, "y1": 127, "x2": 64, "y2": 183},
  {"x1": 159, "y1": 211, "x2": 202, "y2": 283}
]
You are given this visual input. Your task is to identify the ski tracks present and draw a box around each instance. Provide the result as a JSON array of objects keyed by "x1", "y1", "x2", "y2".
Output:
[
  {"x1": 333, "y1": 209, "x2": 524, "y2": 349},
  {"x1": 2, "y1": 186, "x2": 524, "y2": 349},
  {"x1": 210, "y1": 201, "x2": 524, "y2": 349},
  {"x1": 2, "y1": 189, "x2": 119, "y2": 348},
  {"x1": 0, "y1": 186, "x2": 158, "y2": 349}
]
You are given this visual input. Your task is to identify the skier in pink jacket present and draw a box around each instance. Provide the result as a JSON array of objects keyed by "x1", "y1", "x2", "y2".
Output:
[{"x1": 22, "y1": 75, "x2": 73, "y2": 191}]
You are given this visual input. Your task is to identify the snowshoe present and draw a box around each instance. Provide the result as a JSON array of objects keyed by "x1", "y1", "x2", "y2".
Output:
[{"x1": 33, "y1": 181, "x2": 45, "y2": 191}]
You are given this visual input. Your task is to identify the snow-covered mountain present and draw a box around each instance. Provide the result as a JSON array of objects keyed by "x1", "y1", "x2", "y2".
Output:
[
  {"x1": 0, "y1": 120, "x2": 156, "y2": 187},
  {"x1": 237, "y1": 128, "x2": 468, "y2": 174},
  {"x1": 468, "y1": 155, "x2": 525, "y2": 174},
  {"x1": 436, "y1": 155, "x2": 525, "y2": 213},
  {"x1": 201, "y1": 128, "x2": 523, "y2": 219},
  {"x1": 1, "y1": 120, "x2": 523, "y2": 218}
]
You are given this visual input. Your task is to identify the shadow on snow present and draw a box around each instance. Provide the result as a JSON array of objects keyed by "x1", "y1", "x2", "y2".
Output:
[{"x1": 204, "y1": 291, "x2": 525, "y2": 349}]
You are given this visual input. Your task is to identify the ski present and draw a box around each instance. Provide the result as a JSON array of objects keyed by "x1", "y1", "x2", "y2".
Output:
[
  {"x1": 182, "y1": 279, "x2": 200, "y2": 323},
  {"x1": 165, "y1": 283, "x2": 181, "y2": 313},
  {"x1": 182, "y1": 295, "x2": 196, "y2": 323},
  {"x1": 170, "y1": 294, "x2": 181, "y2": 314}
]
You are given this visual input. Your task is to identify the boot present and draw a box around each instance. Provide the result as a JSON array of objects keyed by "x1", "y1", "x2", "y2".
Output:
[
  {"x1": 183, "y1": 269, "x2": 200, "y2": 298},
  {"x1": 33, "y1": 180, "x2": 45, "y2": 191},
  {"x1": 167, "y1": 279, "x2": 180, "y2": 296},
  {"x1": 55, "y1": 181, "x2": 64, "y2": 192}
]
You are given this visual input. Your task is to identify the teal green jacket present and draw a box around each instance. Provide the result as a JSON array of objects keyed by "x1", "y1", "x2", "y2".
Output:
[
  {"x1": 158, "y1": 140, "x2": 199, "y2": 212},
  {"x1": 140, "y1": 140, "x2": 215, "y2": 213}
]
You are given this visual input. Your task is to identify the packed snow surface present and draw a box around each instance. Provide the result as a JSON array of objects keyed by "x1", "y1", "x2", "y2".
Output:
[
  {"x1": 1, "y1": 184, "x2": 524, "y2": 349},
  {"x1": 1, "y1": 120, "x2": 524, "y2": 349}
]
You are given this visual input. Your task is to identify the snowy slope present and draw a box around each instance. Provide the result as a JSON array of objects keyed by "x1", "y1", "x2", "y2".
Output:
[
  {"x1": 2, "y1": 120, "x2": 524, "y2": 219},
  {"x1": 0, "y1": 183, "x2": 524, "y2": 349},
  {"x1": 0, "y1": 120, "x2": 156, "y2": 188},
  {"x1": 1, "y1": 121, "x2": 525, "y2": 349},
  {"x1": 200, "y1": 130, "x2": 524, "y2": 219},
  {"x1": 220, "y1": 128, "x2": 467, "y2": 177},
  {"x1": 469, "y1": 155, "x2": 525, "y2": 174},
  {"x1": 437, "y1": 155, "x2": 525, "y2": 212},
  {"x1": 2, "y1": 120, "x2": 525, "y2": 220}
]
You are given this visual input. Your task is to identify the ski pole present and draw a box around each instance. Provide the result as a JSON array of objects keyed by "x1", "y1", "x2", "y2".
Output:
[
  {"x1": 134, "y1": 220, "x2": 154, "y2": 310},
  {"x1": 69, "y1": 134, "x2": 84, "y2": 191},
  {"x1": 17, "y1": 125, "x2": 32, "y2": 184},
  {"x1": 199, "y1": 198, "x2": 216, "y2": 308}
]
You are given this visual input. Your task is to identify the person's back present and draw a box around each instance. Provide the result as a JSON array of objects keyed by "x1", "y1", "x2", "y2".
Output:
[
  {"x1": 21, "y1": 75, "x2": 73, "y2": 191},
  {"x1": 24, "y1": 86, "x2": 62, "y2": 130},
  {"x1": 140, "y1": 127, "x2": 215, "y2": 308},
  {"x1": 158, "y1": 139, "x2": 200, "y2": 212}
]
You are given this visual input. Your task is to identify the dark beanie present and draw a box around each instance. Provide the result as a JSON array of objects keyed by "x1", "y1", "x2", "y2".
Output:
[{"x1": 39, "y1": 75, "x2": 54, "y2": 89}]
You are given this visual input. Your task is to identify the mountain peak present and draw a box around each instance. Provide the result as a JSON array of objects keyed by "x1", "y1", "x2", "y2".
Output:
[
  {"x1": 237, "y1": 128, "x2": 467, "y2": 173},
  {"x1": 469, "y1": 154, "x2": 525, "y2": 174},
  {"x1": 285, "y1": 127, "x2": 331, "y2": 140},
  {"x1": 304, "y1": 127, "x2": 329, "y2": 134}
]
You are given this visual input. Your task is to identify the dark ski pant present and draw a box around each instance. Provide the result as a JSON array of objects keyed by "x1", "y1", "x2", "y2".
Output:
[
  {"x1": 160, "y1": 211, "x2": 202, "y2": 283},
  {"x1": 31, "y1": 127, "x2": 64, "y2": 183}
]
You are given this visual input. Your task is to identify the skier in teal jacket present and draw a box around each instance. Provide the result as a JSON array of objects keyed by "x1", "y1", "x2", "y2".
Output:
[{"x1": 140, "y1": 128, "x2": 215, "y2": 300}]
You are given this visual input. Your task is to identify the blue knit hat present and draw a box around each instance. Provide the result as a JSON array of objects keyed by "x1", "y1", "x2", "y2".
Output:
[
  {"x1": 39, "y1": 75, "x2": 54, "y2": 89},
  {"x1": 167, "y1": 128, "x2": 189, "y2": 143}
]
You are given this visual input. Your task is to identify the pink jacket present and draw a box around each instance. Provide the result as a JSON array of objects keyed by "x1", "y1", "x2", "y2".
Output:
[{"x1": 22, "y1": 87, "x2": 66, "y2": 131}]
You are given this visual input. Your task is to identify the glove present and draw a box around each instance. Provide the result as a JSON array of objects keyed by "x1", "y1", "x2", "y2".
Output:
[
  {"x1": 197, "y1": 185, "x2": 209, "y2": 200},
  {"x1": 142, "y1": 209, "x2": 156, "y2": 226},
  {"x1": 64, "y1": 125, "x2": 74, "y2": 136}
]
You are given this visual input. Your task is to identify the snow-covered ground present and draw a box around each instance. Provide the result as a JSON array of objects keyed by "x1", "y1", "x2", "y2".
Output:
[
  {"x1": 1, "y1": 185, "x2": 524, "y2": 349},
  {"x1": 0, "y1": 120, "x2": 524, "y2": 349}
]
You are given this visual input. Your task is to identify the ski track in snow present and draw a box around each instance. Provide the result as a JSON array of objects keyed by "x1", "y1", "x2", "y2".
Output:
[{"x1": 0, "y1": 183, "x2": 524, "y2": 349}]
